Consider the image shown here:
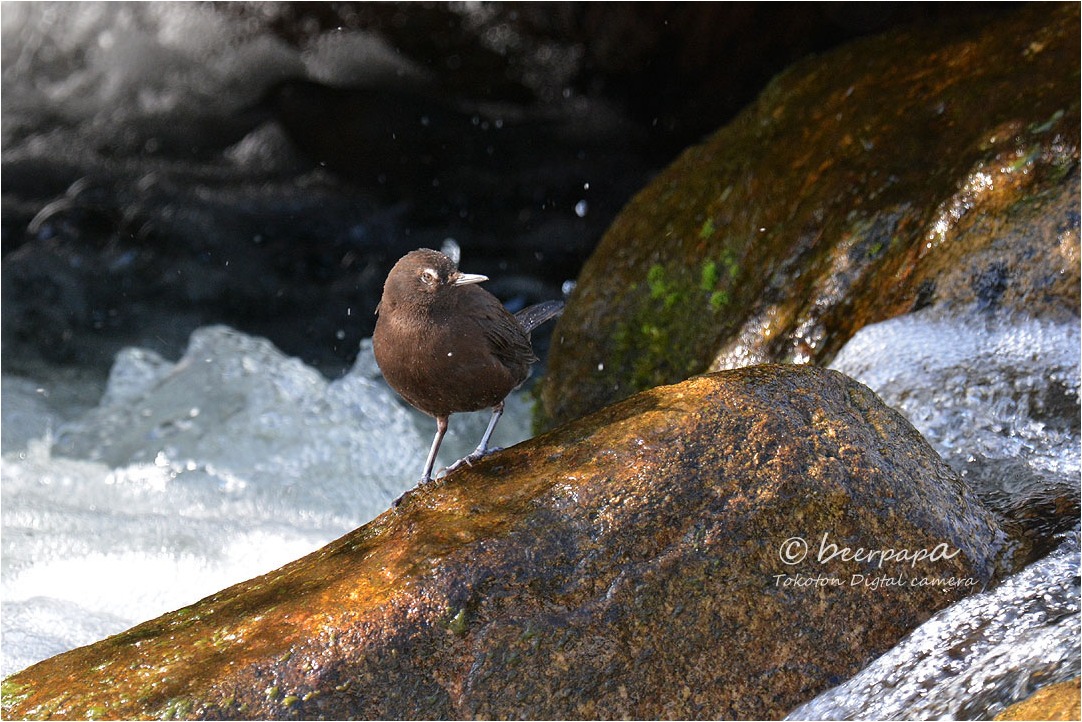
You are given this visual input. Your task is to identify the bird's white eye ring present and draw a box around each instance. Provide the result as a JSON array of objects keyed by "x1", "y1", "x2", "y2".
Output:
[{"x1": 420, "y1": 268, "x2": 439, "y2": 285}]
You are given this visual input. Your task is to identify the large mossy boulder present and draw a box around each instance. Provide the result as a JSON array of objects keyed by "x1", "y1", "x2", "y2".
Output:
[
  {"x1": 540, "y1": 3, "x2": 1079, "y2": 428},
  {"x1": 3, "y1": 365, "x2": 1006, "y2": 720}
]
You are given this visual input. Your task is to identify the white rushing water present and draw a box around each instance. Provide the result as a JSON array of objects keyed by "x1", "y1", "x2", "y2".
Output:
[
  {"x1": 1, "y1": 327, "x2": 537, "y2": 677},
  {"x1": 2, "y1": 2, "x2": 418, "y2": 147},
  {"x1": 787, "y1": 532, "x2": 1080, "y2": 720},
  {"x1": 830, "y1": 310, "x2": 1081, "y2": 488}
]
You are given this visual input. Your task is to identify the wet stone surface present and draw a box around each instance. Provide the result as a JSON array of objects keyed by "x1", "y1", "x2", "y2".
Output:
[{"x1": 3, "y1": 365, "x2": 1006, "y2": 720}]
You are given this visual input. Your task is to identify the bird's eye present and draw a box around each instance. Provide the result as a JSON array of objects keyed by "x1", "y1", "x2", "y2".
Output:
[{"x1": 420, "y1": 268, "x2": 439, "y2": 286}]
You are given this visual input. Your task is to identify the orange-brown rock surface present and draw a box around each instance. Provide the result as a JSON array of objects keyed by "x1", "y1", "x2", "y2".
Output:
[
  {"x1": 995, "y1": 678, "x2": 1082, "y2": 721},
  {"x1": 3, "y1": 365, "x2": 1006, "y2": 720}
]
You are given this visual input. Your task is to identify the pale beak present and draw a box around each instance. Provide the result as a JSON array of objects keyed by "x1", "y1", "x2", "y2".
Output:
[{"x1": 453, "y1": 272, "x2": 488, "y2": 286}]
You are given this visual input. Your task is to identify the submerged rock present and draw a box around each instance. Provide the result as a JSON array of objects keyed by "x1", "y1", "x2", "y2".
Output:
[
  {"x1": 996, "y1": 677, "x2": 1081, "y2": 721},
  {"x1": 539, "y1": 3, "x2": 1079, "y2": 428},
  {"x1": 785, "y1": 531, "x2": 1080, "y2": 720},
  {"x1": 2, "y1": 365, "x2": 1005, "y2": 720}
]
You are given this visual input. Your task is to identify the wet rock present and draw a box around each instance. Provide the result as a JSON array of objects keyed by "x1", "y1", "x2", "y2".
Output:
[
  {"x1": 995, "y1": 678, "x2": 1081, "y2": 721},
  {"x1": 539, "y1": 3, "x2": 1079, "y2": 428},
  {"x1": 2, "y1": 365, "x2": 1006, "y2": 720}
]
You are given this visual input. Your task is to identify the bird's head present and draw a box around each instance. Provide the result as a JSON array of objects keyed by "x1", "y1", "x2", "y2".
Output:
[{"x1": 378, "y1": 248, "x2": 488, "y2": 314}]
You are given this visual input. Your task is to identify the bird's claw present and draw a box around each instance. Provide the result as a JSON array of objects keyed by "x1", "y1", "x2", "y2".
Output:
[
  {"x1": 439, "y1": 455, "x2": 475, "y2": 476},
  {"x1": 440, "y1": 444, "x2": 505, "y2": 477}
]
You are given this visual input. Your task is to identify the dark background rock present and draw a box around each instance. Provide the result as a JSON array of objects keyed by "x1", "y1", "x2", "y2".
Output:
[
  {"x1": 1, "y1": 365, "x2": 1007, "y2": 720},
  {"x1": 539, "y1": 2, "x2": 1079, "y2": 428},
  {"x1": 1, "y1": 2, "x2": 1022, "y2": 379},
  {"x1": 236, "y1": 2, "x2": 1021, "y2": 158}
]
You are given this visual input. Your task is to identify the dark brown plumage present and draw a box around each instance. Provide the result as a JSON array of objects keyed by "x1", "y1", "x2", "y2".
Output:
[{"x1": 373, "y1": 249, "x2": 563, "y2": 487}]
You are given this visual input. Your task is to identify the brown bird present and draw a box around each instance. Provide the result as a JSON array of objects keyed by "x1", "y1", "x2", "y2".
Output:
[{"x1": 373, "y1": 248, "x2": 563, "y2": 486}]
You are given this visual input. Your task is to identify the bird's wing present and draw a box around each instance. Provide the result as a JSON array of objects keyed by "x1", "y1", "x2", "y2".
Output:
[{"x1": 480, "y1": 305, "x2": 539, "y2": 369}]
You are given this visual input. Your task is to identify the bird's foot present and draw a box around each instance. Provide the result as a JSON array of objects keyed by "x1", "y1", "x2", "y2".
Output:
[
  {"x1": 437, "y1": 457, "x2": 473, "y2": 477},
  {"x1": 439, "y1": 445, "x2": 504, "y2": 477}
]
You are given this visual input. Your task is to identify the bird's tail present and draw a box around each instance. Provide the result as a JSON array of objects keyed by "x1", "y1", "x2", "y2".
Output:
[{"x1": 514, "y1": 300, "x2": 564, "y2": 333}]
